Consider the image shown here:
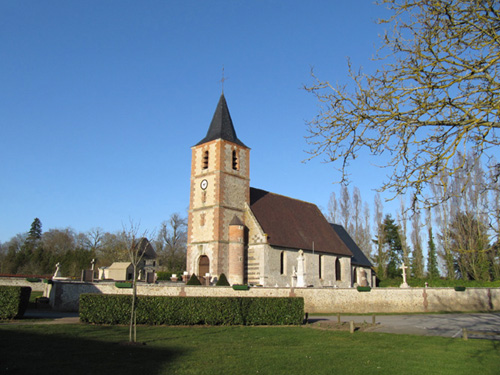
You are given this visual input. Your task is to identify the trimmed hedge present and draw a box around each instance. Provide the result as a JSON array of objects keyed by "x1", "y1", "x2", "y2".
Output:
[
  {"x1": 216, "y1": 273, "x2": 230, "y2": 286},
  {"x1": 0, "y1": 286, "x2": 31, "y2": 320},
  {"x1": 186, "y1": 273, "x2": 202, "y2": 285},
  {"x1": 80, "y1": 294, "x2": 304, "y2": 326}
]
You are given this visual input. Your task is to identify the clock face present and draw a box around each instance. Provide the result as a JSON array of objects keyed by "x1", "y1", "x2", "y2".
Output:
[{"x1": 200, "y1": 179, "x2": 208, "y2": 190}]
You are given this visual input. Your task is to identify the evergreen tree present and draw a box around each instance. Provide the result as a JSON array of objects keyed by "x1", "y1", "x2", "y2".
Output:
[
  {"x1": 383, "y1": 215, "x2": 403, "y2": 279},
  {"x1": 427, "y1": 227, "x2": 440, "y2": 279},
  {"x1": 26, "y1": 218, "x2": 42, "y2": 244}
]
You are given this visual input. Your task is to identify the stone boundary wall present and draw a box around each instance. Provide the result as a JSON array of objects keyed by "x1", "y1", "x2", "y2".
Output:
[
  {"x1": 44, "y1": 281, "x2": 500, "y2": 313},
  {"x1": 0, "y1": 277, "x2": 47, "y2": 292}
]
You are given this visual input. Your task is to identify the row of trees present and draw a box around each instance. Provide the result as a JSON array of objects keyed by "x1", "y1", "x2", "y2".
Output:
[
  {"x1": 0, "y1": 214, "x2": 187, "y2": 278},
  {"x1": 326, "y1": 154, "x2": 500, "y2": 282}
]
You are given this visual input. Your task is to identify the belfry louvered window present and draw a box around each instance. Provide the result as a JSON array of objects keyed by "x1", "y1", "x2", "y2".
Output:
[
  {"x1": 232, "y1": 150, "x2": 239, "y2": 170},
  {"x1": 203, "y1": 150, "x2": 209, "y2": 169}
]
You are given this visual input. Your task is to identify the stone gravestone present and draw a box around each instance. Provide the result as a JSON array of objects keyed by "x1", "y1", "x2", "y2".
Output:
[
  {"x1": 146, "y1": 272, "x2": 155, "y2": 284},
  {"x1": 81, "y1": 269, "x2": 94, "y2": 282}
]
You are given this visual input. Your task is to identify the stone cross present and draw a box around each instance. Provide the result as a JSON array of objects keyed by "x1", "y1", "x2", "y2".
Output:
[
  {"x1": 399, "y1": 263, "x2": 409, "y2": 288},
  {"x1": 90, "y1": 258, "x2": 95, "y2": 271},
  {"x1": 53, "y1": 262, "x2": 62, "y2": 279},
  {"x1": 400, "y1": 263, "x2": 408, "y2": 283}
]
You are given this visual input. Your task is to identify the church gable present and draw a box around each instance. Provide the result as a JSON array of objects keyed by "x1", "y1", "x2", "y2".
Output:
[{"x1": 249, "y1": 188, "x2": 352, "y2": 257}]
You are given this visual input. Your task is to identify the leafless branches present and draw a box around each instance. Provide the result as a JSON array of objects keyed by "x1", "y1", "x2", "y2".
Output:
[{"x1": 305, "y1": 0, "x2": 500, "y2": 208}]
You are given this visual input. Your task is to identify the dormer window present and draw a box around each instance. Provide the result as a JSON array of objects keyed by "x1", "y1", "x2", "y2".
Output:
[
  {"x1": 232, "y1": 150, "x2": 239, "y2": 170},
  {"x1": 203, "y1": 150, "x2": 209, "y2": 169}
]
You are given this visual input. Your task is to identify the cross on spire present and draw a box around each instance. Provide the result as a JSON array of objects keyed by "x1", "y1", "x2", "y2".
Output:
[{"x1": 220, "y1": 66, "x2": 228, "y2": 93}]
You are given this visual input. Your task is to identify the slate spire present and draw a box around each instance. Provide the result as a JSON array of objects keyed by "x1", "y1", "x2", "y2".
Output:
[{"x1": 196, "y1": 94, "x2": 247, "y2": 147}]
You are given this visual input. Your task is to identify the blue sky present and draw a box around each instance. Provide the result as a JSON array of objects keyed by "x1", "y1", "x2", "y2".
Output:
[{"x1": 1, "y1": 1, "x2": 396, "y2": 242}]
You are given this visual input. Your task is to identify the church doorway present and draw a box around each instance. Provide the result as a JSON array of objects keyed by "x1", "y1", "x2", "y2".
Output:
[{"x1": 198, "y1": 255, "x2": 210, "y2": 283}]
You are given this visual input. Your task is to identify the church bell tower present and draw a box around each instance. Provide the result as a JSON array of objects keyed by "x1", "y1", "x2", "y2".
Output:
[{"x1": 186, "y1": 94, "x2": 250, "y2": 284}]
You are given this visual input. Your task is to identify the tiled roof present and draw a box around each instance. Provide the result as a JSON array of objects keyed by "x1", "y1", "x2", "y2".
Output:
[
  {"x1": 250, "y1": 188, "x2": 352, "y2": 256},
  {"x1": 196, "y1": 94, "x2": 247, "y2": 147},
  {"x1": 330, "y1": 224, "x2": 373, "y2": 267}
]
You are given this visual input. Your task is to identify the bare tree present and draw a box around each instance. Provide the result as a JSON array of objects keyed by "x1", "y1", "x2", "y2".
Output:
[
  {"x1": 339, "y1": 185, "x2": 351, "y2": 232},
  {"x1": 82, "y1": 227, "x2": 104, "y2": 251},
  {"x1": 432, "y1": 175, "x2": 456, "y2": 279},
  {"x1": 373, "y1": 193, "x2": 387, "y2": 278},
  {"x1": 361, "y1": 203, "x2": 373, "y2": 259},
  {"x1": 326, "y1": 191, "x2": 338, "y2": 223},
  {"x1": 121, "y1": 222, "x2": 153, "y2": 343},
  {"x1": 155, "y1": 213, "x2": 187, "y2": 273},
  {"x1": 410, "y1": 210, "x2": 424, "y2": 278},
  {"x1": 305, "y1": 0, "x2": 500, "y2": 209},
  {"x1": 397, "y1": 198, "x2": 411, "y2": 268}
]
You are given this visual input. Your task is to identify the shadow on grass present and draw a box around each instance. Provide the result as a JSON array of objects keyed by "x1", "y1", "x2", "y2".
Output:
[{"x1": 0, "y1": 326, "x2": 185, "y2": 375}]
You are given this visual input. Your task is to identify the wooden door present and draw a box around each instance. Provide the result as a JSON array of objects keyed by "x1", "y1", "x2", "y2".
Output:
[{"x1": 198, "y1": 255, "x2": 210, "y2": 283}]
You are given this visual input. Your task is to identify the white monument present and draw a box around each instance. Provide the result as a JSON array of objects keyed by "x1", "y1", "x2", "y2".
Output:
[
  {"x1": 296, "y1": 250, "x2": 306, "y2": 287},
  {"x1": 400, "y1": 263, "x2": 409, "y2": 288},
  {"x1": 291, "y1": 266, "x2": 297, "y2": 288}
]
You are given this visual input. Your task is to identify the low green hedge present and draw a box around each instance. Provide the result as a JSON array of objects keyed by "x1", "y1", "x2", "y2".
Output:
[
  {"x1": 80, "y1": 295, "x2": 304, "y2": 326},
  {"x1": 0, "y1": 286, "x2": 31, "y2": 319},
  {"x1": 378, "y1": 278, "x2": 500, "y2": 288}
]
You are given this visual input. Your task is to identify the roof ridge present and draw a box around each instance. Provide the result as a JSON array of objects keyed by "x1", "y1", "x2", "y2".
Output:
[{"x1": 250, "y1": 187, "x2": 318, "y2": 206}]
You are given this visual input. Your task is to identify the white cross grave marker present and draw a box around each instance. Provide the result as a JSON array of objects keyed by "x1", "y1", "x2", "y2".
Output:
[{"x1": 400, "y1": 263, "x2": 409, "y2": 288}]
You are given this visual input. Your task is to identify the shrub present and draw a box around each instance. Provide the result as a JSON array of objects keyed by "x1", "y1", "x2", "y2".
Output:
[
  {"x1": 216, "y1": 273, "x2": 230, "y2": 286},
  {"x1": 0, "y1": 286, "x2": 31, "y2": 319},
  {"x1": 115, "y1": 282, "x2": 133, "y2": 288},
  {"x1": 187, "y1": 273, "x2": 202, "y2": 286},
  {"x1": 79, "y1": 295, "x2": 304, "y2": 326},
  {"x1": 156, "y1": 272, "x2": 170, "y2": 281}
]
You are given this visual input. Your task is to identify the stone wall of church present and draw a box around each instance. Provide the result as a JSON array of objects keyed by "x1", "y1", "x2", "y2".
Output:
[
  {"x1": 259, "y1": 247, "x2": 352, "y2": 288},
  {"x1": 245, "y1": 207, "x2": 266, "y2": 285}
]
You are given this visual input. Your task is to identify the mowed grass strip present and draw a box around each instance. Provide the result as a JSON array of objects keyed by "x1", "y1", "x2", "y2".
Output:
[{"x1": 0, "y1": 324, "x2": 498, "y2": 375}]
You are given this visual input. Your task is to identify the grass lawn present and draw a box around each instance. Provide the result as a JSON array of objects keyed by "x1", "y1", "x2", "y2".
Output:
[{"x1": 0, "y1": 324, "x2": 498, "y2": 375}]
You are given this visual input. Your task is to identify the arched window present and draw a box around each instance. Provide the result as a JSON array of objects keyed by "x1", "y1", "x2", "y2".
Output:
[
  {"x1": 203, "y1": 150, "x2": 209, "y2": 169},
  {"x1": 319, "y1": 255, "x2": 323, "y2": 279},
  {"x1": 280, "y1": 251, "x2": 285, "y2": 275},
  {"x1": 232, "y1": 150, "x2": 239, "y2": 170},
  {"x1": 352, "y1": 267, "x2": 357, "y2": 284},
  {"x1": 335, "y1": 258, "x2": 342, "y2": 281}
]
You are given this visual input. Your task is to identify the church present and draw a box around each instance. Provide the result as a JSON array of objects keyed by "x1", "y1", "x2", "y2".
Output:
[{"x1": 186, "y1": 94, "x2": 373, "y2": 287}]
